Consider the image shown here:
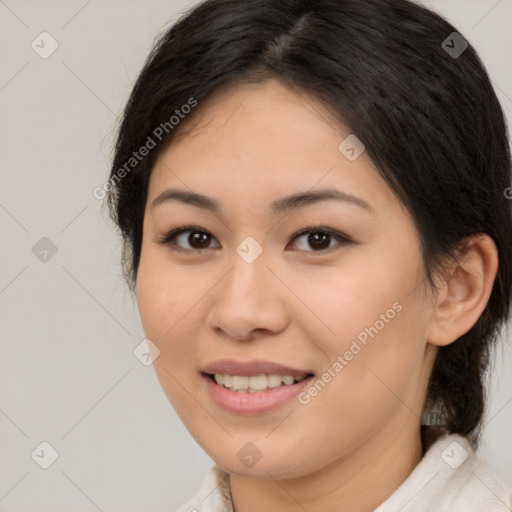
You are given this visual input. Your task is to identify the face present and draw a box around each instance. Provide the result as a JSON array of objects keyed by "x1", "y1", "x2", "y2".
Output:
[{"x1": 136, "y1": 79, "x2": 437, "y2": 480}]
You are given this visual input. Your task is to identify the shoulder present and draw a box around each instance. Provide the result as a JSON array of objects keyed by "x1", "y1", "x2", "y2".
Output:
[{"x1": 376, "y1": 432, "x2": 512, "y2": 511}]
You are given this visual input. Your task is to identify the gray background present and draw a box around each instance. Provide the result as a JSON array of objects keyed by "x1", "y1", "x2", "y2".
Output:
[{"x1": 1, "y1": 0, "x2": 511, "y2": 510}]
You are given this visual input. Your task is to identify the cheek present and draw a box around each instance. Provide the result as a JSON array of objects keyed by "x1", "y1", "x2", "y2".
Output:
[
  {"x1": 288, "y1": 250, "x2": 411, "y2": 355},
  {"x1": 295, "y1": 246, "x2": 427, "y2": 403},
  {"x1": 290, "y1": 292, "x2": 426, "y2": 467},
  {"x1": 136, "y1": 250, "x2": 202, "y2": 370},
  {"x1": 137, "y1": 246, "x2": 189, "y2": 334},
  {"x1": 136, "y1": 253, "x2": 208, "y2": 420}
]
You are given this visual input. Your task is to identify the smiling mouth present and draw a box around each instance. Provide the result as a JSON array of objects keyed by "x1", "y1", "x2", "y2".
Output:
[{"x1": 204, "y1": 372, "x2": 315, "y2": 393}]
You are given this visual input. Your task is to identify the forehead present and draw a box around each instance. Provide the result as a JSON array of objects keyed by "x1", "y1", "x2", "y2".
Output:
[{"x1": 147, "y1": 79, "x2": 399, "y2": 216}]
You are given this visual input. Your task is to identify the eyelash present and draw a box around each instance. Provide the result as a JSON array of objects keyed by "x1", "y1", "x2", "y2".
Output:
[{"x1": 155, "y1": 225, "x2": 352, "y2": 254}]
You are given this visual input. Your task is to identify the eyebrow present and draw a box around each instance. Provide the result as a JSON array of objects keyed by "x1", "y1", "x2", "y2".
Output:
[{"x1": 150, "y1": 187, "x2": 374, "y2": 215}]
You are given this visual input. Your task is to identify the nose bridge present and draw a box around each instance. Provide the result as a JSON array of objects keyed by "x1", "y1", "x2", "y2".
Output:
[{"x1": 224, "y1": 235, "x2": 268, "y2": 299}]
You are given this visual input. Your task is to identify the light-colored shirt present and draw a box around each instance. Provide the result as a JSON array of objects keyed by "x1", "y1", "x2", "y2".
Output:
[{"x1": 176, "y1": 431, "x2": 512, "y2": 511}]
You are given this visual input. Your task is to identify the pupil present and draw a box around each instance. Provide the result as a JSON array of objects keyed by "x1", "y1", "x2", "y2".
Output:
[
  {"x1": 190, "y1": 231, "x2": 209, "y2": 249},
  {"x1": 309, "y1": 232, "x2": 330, "y2": 250}
]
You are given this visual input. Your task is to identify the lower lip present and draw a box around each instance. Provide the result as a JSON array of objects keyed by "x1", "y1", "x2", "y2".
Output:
[{"x1": 203, "y1": 374, "x2": 314, "y2": 414}]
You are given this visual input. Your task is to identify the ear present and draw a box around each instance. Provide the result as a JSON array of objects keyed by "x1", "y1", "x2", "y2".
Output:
[{"x1": 426, "y1": 233, "x2": 498, "y2": 347}]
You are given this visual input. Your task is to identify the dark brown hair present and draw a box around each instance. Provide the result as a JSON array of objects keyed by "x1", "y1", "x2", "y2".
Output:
[{"x1": 106, "y1": 0, "x2": 512, "y2": 446}]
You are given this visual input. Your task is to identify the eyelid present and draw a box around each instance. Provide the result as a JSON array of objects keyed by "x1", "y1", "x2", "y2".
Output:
[
  {"x1": 155, "y1": 225, "x2": 352, "y2": 253},
  {"x1": 155, "y1": 225, "x2": 217, "y2": 251},
  {"x1": 288, "y1": 227, "x2": 352, "y2": 253}
]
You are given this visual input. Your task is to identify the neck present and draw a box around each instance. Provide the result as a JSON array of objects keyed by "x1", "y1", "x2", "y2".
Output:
[{"x1": 229, "y1": 419, "x2": 424, "y2": 512}]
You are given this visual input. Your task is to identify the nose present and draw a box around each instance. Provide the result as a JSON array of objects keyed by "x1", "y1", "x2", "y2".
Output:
[{"x1": 206, "y1": 247, "x2": 288, "y2": 341}]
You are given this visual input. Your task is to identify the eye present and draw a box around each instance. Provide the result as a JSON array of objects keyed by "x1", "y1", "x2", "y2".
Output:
[
  {"x1": 155, "y1": 226, "x2": 220, "y2": 252},
  {"x1": 288, "y1": 227, "x2": 352, "y2": 253},
  {"x1": 155, "y1": 225, "x2": 351, "y2": 253}
]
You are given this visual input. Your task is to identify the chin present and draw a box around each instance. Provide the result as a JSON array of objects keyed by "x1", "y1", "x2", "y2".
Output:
[{"x1": 200, "y1": 437, "x2": 318, "y2": 480}]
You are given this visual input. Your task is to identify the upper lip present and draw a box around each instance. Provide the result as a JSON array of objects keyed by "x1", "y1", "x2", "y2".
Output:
[{"x1": 202, "y1": 359, "x2": 314, "y2": 377}]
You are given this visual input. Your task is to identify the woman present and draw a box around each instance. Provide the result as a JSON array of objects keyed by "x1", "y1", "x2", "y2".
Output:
[{"x1": 105, "y1": 0, "x2": 512, "y2": 509}]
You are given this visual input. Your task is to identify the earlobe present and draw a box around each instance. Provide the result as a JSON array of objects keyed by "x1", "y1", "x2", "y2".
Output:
[{"x1": 426, "y1": 234, "x2": 498, "y2": 347}]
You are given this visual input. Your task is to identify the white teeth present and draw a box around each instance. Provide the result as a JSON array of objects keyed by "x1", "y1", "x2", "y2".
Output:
[
  {"x1": 267, "y1": 374, "x2": 283, "y2": 388},
  {"x1": 248, "y1": 375, "x2": 268, "y2": 391},
  {"x1": 212, "y1": 373, "x2": 309, "y2": 392},
  {"x1": 282, "y1": 375, "x2": 295, "y2": 385},
  {"x1": 232, "y1": 375, "x2": 249, "y2": 389}
]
